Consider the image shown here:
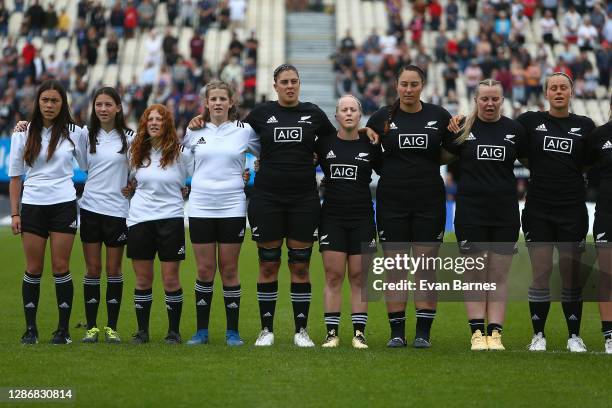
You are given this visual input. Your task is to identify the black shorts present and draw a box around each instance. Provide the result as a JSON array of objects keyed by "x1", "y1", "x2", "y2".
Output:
[
  {"x1": 189, "y1": 217, "x2": 246, "y2": 244},
  {"x1": 594, "y1": 211, "x2": 612, "y2": 248},
  {"x1": 80, "y1": 208, "x2": 128, "y2": 247},
  {"x1": 127, "y1": 218, "x2": 185, "y2": 262},
  {"x1": 248, "y1": 188, "x2": 320, "y2": 243},
  {"x1": 455, "y1": 224, "x2": 519, "y2": 255},
  {"x1": 21, "y1": 201, "x2": 78, "y2": 238},
  {"x1": 521, "y1": 202, "x2": 588, "y2": 248},
  {"x1": 318, "y1": 217, "x2": 377, "y2": 255},
  {"x1": 376, "y1": 199, "x2": 445, "y2": 246}
]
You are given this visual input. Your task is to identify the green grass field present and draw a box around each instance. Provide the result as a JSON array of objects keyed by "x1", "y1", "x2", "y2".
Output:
[{"x1": 0, "y1": 227, "x2": 610, "y2": 407}]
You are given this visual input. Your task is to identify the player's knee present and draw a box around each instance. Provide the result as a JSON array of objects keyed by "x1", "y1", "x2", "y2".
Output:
[
  {"x1": 51, "y1": 259, "x2": 70, "y2": 274},
  {"x1": 220, "y1": 263, "x2": 238, "y2": 282},
  {"x1": 86, "y1": 263, "x2": 102, "y2": 278},
  {"x1": 325, "y1": 270, "x2": 344, "y2": 289},
  {"x1": 258, "y1": 246, "x2": 281, "y2": 263},
  {"x1": 288, "y1": 247, "x2": 312, "y2": 265}
]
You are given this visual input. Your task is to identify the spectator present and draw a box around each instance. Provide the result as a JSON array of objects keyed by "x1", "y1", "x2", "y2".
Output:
[
  {"x1": 434, "y1": 30, "x2": 448, "y2": 62},
  {"x1": 583, "y1": 67, "x2": 598, "y2": 99},
  {"x1": 84, "y1": 27, "x2": 100, "y2": 66},
  {"x1": 511, "y1": 9, "x2": 528, "y2": 45},
  {"x1": 77, "y1": 0, "x2": 89, "y2": 21},
  {"x1": 90, "y1": 2, "x2": 107, "y2": 37},
  {"x1": 408, "y1": 12, "x2": 425, "y2": 45},
  {"x1": 495, "y1": 10, "x2": 511, "y2": 42},
  {"x1": 190, "y1": 31, "x2": 205, "y2": 65},
  {"x1": 57, "y1": 8, "x2": 71, "y2": 37},
  {"x1": 198, "y1": 0, "x2": 216, "y2": 34},
  {"x1": 604, "y1": 11, "x2": 612, "y2": 44},
  {"x1": 229, "y1": 0, "x2": 247, "y2": 28},
  {"x1": 180, "y1": 0, "x2": 196, "y2": 27},
  {"x1": 428, "y1": 0, "x2": 442, "y2": 31},
  {"x1": 143, "y1": 29, "x2": 163, "y2": 67},
  {"x1": 110, "y1": 1, "x2": 125, "y2": 37},
  {"x1": 363, "y1": 29, "x2": 380, "y2": 53},
  {"x1": 220, "y1": 56, "x2": 244, "y2": 92},
  {"x1": 596, "y1": 42, "x2": 611, "y2": 89},
  {"x1": 44, "y1": 4, "x2": 59, "y2": 42},
  {"x1": 541, "y1": 0, "x2": 558, "y2": 17},
  {"x1": 26, "y1": 0, "x2": 46, "y2": 36},
  {"x1": 138, "y1": 0, "x2": 156, "y2": 30},
  {"x1": 446, "y1": 0, "x2": 459, "y2": 31},
  {"x1": 464, "y1": 61, "x2": 483, "y2": 98},
  {"x1": 590, "y1": 3, "x2": 606, "y2": 33},
  {"x1": 0, "y1": 88, "x2": 16, "y2": 134},
  {"x1": 577, "y1": 16, "x2": 598, "y2": 52},
  {"x1": 539, "y1": 9, "x2": 557, "y2": 46},
  {"x1": 443, "y1": 60, "x2": 459, "y2": 96},
  {"x1": 106, "y1": 31, "x2": 119, "y2": 65},
  {"x1": 339, "y1": 30, "x2": 356, "y2": 52},
  {"x1": 167, "y1": 0, "x2": 179, "y2": 25},
  {"x1": 445, "y1": 90, "x2": 459, "y2": 116},
  {"x1": 563, "y1": 5, "x2": 581, "y2": 44},
  {"x1": 162, "y1": 27, "x2": 178, "y2": 66},
  {"x1": 0, "y1": 1, "x2": 9, "y2": 37},
  {"x1": 245, "y1": 31, "x2": 258, "y2": 62},
  {"x1": 228, "y1": 31, "x2": 244, "y2": 60},
  {"x1": 494, "y1": 65, "x2": 513, "y2": 96},
  {"x1": 124, "y1": 1, "x2": 139, "y2": 38},
  {"x1": 22, "y1": 40, "x2": 35, "y2": 65},
  {"x1": 524, "y1": 60, "x2": 542, "y2": 104},
  {"x1": 364, "y1": 46, "x2": 384, "y2": 80},
  {"x1": 217, "y1": 0, "x2": 231, "y2": 30}
]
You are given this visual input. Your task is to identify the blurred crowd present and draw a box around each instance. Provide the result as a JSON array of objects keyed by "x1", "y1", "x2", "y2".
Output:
[
  {"x1": 333, "y1": 0, "x2": 612, "y2": 116},
  {"x1": 0, "y1": 0, "x2": 254, "y2": 135}
]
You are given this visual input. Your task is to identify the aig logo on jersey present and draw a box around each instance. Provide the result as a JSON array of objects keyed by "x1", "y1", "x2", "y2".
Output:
[
  {"x1": 544, "y1": 136, "x2": 573, "y2": 154},
  {"x1": 477, "y1": 145, "x2": 505, "y2": 161},
  {"x1": 399, "y1": 134, "x2": 428, "y2": 149},
  {"x1": 330, "y1": 164, "x2": 357, "y2": 180},
  {"x1": 274, "y1": 127, "x2": 302, "y2": 142}
]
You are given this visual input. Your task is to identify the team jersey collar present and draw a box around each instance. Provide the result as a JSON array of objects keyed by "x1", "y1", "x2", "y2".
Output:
[{"x1": 206, "y1": 120, "x2": 232, "y2": 130}]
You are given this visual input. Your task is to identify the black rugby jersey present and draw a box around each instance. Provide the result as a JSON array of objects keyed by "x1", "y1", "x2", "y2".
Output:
[
  {"x1": 366, "y1": 101, "x2": 452, "y2": 186},
  {"x1": 444, "y1": 116, "x2": 527, "y2": 226},
  {"x1": 316, "y1": 133, "x2": 380, "y2": 221},
  {"x1": 517, "y1": 111, "x2": 596, "y2": 207},
  {"x1": 244, "y1": 101, "x2": 336, "y2": 195},
  {"x1": 587, "y1": 121, "x2": 612, "y2": 212}
]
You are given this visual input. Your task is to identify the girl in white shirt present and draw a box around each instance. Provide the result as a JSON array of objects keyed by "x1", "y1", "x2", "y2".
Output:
[
  {"x1": 79, "y1": 87, "x2": 134, "y2": 344},
  {"x1": 128, "y1": 104, "x2": 192, "y2": 345},
  {"x1": 184, "y1": 80, "x2": 260, "y2": 346},
  {"x1": 9, "y1": 80, "x2": 87, "y2": 345}
]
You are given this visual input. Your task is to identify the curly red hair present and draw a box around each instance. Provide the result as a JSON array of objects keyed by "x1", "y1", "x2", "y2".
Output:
[{"x1": 130, "y1": 104, "x2": 180, "y2": 169}]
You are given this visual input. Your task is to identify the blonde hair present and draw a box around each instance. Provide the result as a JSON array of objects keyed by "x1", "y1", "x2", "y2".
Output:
[
  {"x1": 455, "y1": 79, "x2": 503, "y2": 144},
  {"x1": 335, "y1": 94, "x2": 363, "y2": 114}
]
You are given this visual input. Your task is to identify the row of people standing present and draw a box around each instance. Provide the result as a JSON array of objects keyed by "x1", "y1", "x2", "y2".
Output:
[{"x1": 9, "y1": 64, "x2": 612, "y2": 353}]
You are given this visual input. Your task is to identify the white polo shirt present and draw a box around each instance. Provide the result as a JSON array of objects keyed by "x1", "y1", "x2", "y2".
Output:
[
  {"x1": 79, "y1": 127, "x2": 134, "y2": 219},
  {"x1": 127, "y1": 147, "x2": 193, "y2": 227},
  {"x1": 9, "y1": 124, "x2": 86, "y2": 205},
  {"x1": 184, "y1": 120, "x2": 260, "y2": 218}
]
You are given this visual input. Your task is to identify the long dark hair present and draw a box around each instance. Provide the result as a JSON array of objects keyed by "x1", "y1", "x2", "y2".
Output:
[
  {"x1": 88, "y1": 87, "x2": 131, "y2": 154},
  {"x1": 383, "y1": 65, "x2": 426, "y2": 135},
  {"x1": 201, "y1": 80, "x2": 240, "y2": 123},
  {"x1": 24, "y1": 80, "x2": 75, "y2": 166}
]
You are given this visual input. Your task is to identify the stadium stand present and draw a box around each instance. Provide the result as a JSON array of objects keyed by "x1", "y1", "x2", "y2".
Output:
[{"x1": 0, "y1": 0, "x2": 287, "y2": 134}]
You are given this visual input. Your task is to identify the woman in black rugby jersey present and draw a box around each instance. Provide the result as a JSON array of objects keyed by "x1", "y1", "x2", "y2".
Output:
[
  {"x1": 517, "y1": 73, "x2": 595, "y2": 353},
  {"x1": 444, "y1": 79, "x2": 528, "y2": 351},
  {"x1": 587, "y1": 96, "x2": 612, "y2": 354},
  {"x1": 317, "y1": 95, "x2": 380, "y2": 349},
  {"x1": 366, "y1": 65, "x2": 452, "y2": 348}
]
